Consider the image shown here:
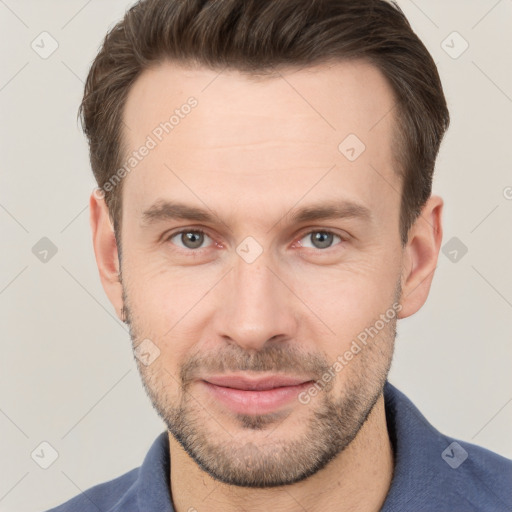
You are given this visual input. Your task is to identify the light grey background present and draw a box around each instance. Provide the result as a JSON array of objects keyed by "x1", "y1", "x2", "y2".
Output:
[{"x1": 1, "y1": 1, "x2": 511, "y2": 511}]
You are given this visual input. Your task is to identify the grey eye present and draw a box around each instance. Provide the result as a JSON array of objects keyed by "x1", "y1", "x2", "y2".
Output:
[
  {"x1": 169, "y1": 230, "x2": 211, "y2": 250},
  {"x1": 300, "y1": 231, "x2": 341, "y2": 250}
]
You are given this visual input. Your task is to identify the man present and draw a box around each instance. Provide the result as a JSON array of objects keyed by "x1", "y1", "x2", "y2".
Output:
[{"x1": 46, "y1": 0, "x2": 512, "y2": 510}]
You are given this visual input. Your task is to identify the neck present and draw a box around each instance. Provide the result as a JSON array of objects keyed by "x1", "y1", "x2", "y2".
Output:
[{"x1": 168, "y1": 393, "x2": 393, "y2": 512}]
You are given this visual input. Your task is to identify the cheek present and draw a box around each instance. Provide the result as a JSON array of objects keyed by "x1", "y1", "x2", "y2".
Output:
[
  {"x1": 291, "y1": 259, "x2": 400, "y2": 342},
  {"x1": 124, "y1": 264, "x2": 212, "y2": 364},
  {"x1": 127, "y1": 263, "x2": 204, "y2": 320}
]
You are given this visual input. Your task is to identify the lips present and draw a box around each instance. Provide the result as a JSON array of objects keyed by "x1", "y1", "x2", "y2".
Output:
[
  {"x1": 203, "y1": 374, "x2": 313, "y2": 391},
  {"x1": 200, "y1": 375, "x2": 315, "y2": 415}
]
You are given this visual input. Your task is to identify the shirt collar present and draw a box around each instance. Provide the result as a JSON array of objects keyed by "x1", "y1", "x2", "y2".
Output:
[
  {"x1": 380, "y1": 380, "x2": 445, "y2": 510},
  {"x1": 136, "y1": 429, "x2": 174, "y2": 511}
]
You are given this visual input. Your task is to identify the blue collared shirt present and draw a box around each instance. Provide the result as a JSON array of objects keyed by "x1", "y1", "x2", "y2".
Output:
[{"x1": 44, "y1": 382, "x2": 512, "y2": 511}]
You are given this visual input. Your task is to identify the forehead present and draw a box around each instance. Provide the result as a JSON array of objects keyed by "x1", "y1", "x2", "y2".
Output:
[{"x1": 120, "y1": 59, "x2": 400, "y2": 224}]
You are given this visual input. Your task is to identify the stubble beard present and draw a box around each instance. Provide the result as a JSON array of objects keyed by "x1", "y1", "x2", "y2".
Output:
[{"x1": 123, "y1": 285, "x2": 399, "y2": 488}]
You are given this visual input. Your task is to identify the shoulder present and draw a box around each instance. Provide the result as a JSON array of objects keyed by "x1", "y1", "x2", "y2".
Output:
[
  {"x1": 441, "y1": 437, "x2": 512, "y2": 510},
  {"x1": 383, "y1": 382, "x2": 512, "y2": 511},
  {"x1": 43, "y1": 467, "x2": 140, "y2": 512},
  {"x1": 42, "y1": 432, "x2": 171, "y2": 512}
]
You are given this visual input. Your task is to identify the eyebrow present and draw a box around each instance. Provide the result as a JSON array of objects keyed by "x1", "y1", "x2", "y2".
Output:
[{"x1": 141, "y1": 199, "x2": 372, "y2": 227}]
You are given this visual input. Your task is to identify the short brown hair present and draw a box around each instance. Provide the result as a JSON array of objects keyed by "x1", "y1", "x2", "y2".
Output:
[{"x1": 79, "y1": 0, "x2": 449, "y2": 246}]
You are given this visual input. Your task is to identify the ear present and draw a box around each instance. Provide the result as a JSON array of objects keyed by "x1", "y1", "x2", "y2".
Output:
[
  {"x1": 89, "y1": 190, "x2": 124, "y2": 322},
  {"x1": 398, "y1": 195, "x2": 443, "y2": 319}
]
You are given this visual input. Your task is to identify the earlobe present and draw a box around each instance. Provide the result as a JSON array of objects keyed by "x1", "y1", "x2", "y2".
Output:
[
  {"x1": 89, "y1": 190, "x2": 124, "y2": 321},
  {"x1": 398, "y1": 195, "x2": 443, "y2": 319}
]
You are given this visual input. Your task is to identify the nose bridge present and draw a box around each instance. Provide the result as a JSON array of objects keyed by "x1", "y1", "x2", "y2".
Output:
[{"x1": 215, "y1": 245, "x2": 296, "y2": 350}]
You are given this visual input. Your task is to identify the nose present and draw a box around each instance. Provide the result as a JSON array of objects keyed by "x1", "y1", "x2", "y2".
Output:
[{"x1": 212, "y1": 251, "x2": 298, "y2": 352}]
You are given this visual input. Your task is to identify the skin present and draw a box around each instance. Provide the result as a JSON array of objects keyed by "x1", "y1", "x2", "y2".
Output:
[{"x1": 90, "y1": 59, "x2": 443, "y2": 512}]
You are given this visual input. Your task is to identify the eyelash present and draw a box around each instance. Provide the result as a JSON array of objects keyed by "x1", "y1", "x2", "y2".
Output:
[{"x1": 164, "y1": 228, "x2": 346, "y2": 253}]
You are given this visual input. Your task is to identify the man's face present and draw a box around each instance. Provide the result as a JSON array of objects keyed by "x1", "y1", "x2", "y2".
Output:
[{"x1": 119, "y1": 60, "x2": 404, "y2": 487}]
